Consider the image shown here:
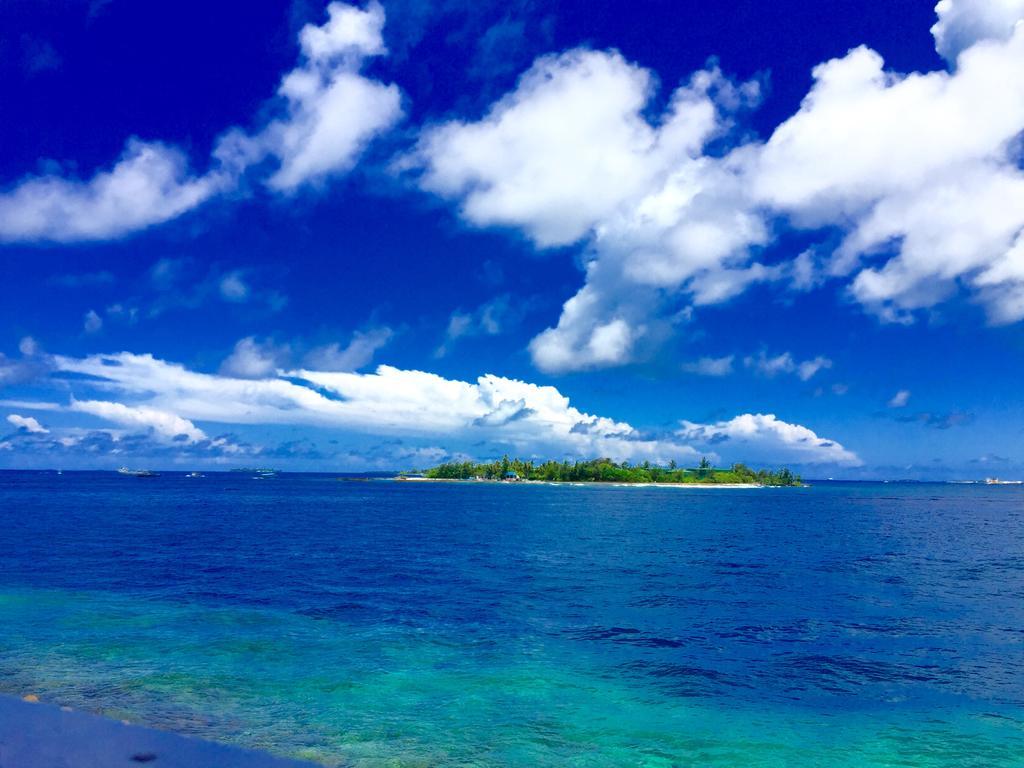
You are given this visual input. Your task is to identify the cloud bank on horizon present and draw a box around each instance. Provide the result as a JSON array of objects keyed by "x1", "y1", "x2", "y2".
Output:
[{"x1": 0, "y1": 349, "x2": 860, "y2": 469}]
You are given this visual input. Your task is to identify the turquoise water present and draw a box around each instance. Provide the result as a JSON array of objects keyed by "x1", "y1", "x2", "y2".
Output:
[{"x1": 1, "y1": 473, "x2": 1023, "y2": 766}]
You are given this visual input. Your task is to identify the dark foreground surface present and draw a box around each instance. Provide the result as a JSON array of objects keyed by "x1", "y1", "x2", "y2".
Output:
[
  {"x1": 1, "y1": 472, "x2": 1023, "y2": 766},
  {"x1": 0, "y1": 695, "x2": 316, "y2": 768}
]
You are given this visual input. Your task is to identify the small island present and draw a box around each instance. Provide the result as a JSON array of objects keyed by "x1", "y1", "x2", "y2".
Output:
[{"x1": 415, "y1": 457, "x2": 802, "y2": 487}]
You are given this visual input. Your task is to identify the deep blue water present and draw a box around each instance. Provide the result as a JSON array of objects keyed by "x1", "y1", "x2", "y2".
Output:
[{"x1": 1, "y1": 472, "x2": 1023, "y2": 766}]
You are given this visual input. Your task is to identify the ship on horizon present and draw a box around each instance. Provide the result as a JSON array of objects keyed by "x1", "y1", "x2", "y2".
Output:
[{"x1": 116, "y1": 467, "x2": 159, "y2": 478}]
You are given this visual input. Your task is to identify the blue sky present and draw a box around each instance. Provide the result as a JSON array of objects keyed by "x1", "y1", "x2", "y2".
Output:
[{"x1": 2, "y1": 0, "x2": 1023, "y2": 478}]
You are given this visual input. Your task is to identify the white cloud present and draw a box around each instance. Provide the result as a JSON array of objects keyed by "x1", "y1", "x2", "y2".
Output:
[
  {"x1": 845, "y1": 165, "x2": 1024, "y2": 323},
  {"x1": 218, "y1": 271, "x2": 250, "y2": 302},
  {"x1": 407, "y1": 50, "x2": 732, "y2": 248},
  {"x1": 932, "y1": 0, "x2": 1024, "y2": 63},
  {"x1": 69, "y1": 399, "x2": 207, "y2": 443},
  {"x1": 83, "y1": 309, "x2": 103, "y2": 334},
  {"x1": 678, "y1": 413, "x2": 862, "y2": 466},
  {"x1": 219, "y1": 337, "x2": 288, "y2": 379},
  {"x1": 745, "y1": 352, "x2": 794, "y2": 378},
  {"x1": 888, "y1": 389, "x2": 911, "y2": 408},
  {"x1": 444, "y1": 313, "x2": 475, "y2": 342},
  {"x1": 0, "y1": 140, "x2": 229, "y2": 243},
  {"x1": 230, "y1": 1, "x2": 403, "y2": 192},
  {"x1": 744, "y1": 351, "x2": 832, "y2": 381},
  {"x1": 528, "y1": 281, "x2": 652, "y2": 373},
  {"x1": 304, "y1": 327, "x2": 393, "y2": 371},
  {"x1": 406, "y1": 52, "x2": 764, "y2": 372},
  {"x1": 797, "y1": 356, "x2": 833, "y2": 381},
  {"x1": 751, "y1": 43, "x2": 1023, "y2": 214},
  {"x1": 48, "y1": 350, "x2": 695, "y2": 462},
  {"x1": 682, "y1": 355, "x2": 734, "y2": 376},
  {"x1": 40, "y1": 350, "x2": 858, "y2": 467},
  {"x1": 0, "y1": 398, "x2": 250, "y2": 460},
  {"x1": 299, "y1": 0, "x2": 388, "y2": 61},
  {"x1": 0, "y1": 3, "x2": 402, "y2": 243},
  {"x1": 753, "y1": 27, "x2": 1024, "y2": 324},
  {"x1": 6, "y1": 414, "x2": 48, "y2": 434},
  {"x1": 453, "y1": 297, "x2": 505, "y2": 337},
  {"x1": 18, "y1": 337, "x2": 39, "y2": 356},
  {"x1": 410, "y1": 2, "x2": 1024, "y2": 371}
]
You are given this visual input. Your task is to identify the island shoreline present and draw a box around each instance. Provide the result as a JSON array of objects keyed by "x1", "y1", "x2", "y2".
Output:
[{"x1": 396, "y1": 477, "x2": 768, "y2": 488}]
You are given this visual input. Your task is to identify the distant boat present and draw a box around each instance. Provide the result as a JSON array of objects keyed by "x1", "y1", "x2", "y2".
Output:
[
  {"x1": 231, "y1": 468, "x2": 279, "y2": 477},
  {"x1": 186, "y1": 471, "x2": 204, "y2": 478},
  {"x1": 984, "y1": 477, "x2": 1023, "y2": 485},
  {"x1": 250, "y1": 469, "x2": 279, "y2": 480},
  {"x1": 117, "y1": 467, "x2": 159, "y2": 478}
]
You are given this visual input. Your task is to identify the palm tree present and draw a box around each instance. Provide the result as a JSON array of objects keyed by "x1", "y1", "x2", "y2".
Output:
[{"x1": 697, "y1": 456, "x2": 712, "y2": 479}]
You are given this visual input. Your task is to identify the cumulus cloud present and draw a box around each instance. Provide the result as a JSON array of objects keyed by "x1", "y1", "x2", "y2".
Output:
[
  {"x1": 37, "y1": 350, "x2": 858, "y2": 467},
  {"x1": 529, "y1": 286, "x2": 650, "y2": 373},
  {"x1": 218, "y1": 271, "x2": 250, "y2": 302},
  {"x1": 755, "y1": 29, "x2": 1024, "y2": 325},
  {"x1": 303, "y1": 326, "x2": 394, "y2": 371},
  {"x1": 221, "y1": 327, "x2": 394, "y2": 380},
  {"x1": 0, "y1": 2, "x2": 402, "y2": 243},
  {"x1": 678, "y1": 413, "x2": 862, "y2": 466},
  {"x1": 888, "y1": 389, "x2": 911, "y2": 408},
  {"x1": 219, "y1": 337, "x2": 289, "y2": 379},
  {"x1": 410, "y1": 1, "x2": 1024, "y2": 371},
  {"x1": 0, "y1": 141, "x2": 230, "y2": 243},
  {"x1": 83, "y1": 309, "x2": 103, "y2": 334},
  {"x1": 797, "y1": 357, "x2": 833, "y2": 381},
  {"x1": 227, "y1": 0, "x2": 403, "y2": 191},
  {"x1": 408, "y1": 52, "x2": 763, "y2": 371},
  {"x1": 932, "y1": 0, "x2": 1024, "y2": 63},
  {"x1": 18, "y1": 337, "x2": 39, "y2": 356},
  {"x1": 6, "y1": 414, "x2": 48, "y2": 434},
  {"x1": 744, "y1": 351, "x2": 832, "y2": 381},
  {"x1": 407, "y1": 49, "x2": 731, "y2": 247}
]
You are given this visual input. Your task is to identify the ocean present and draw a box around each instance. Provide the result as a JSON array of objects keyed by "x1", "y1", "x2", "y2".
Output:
[{"x1": 1, "y1": 471, "x2": 1022, "y2": 766}]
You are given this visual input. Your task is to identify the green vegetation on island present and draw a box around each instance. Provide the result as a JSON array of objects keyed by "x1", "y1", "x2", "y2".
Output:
[{"x1": 422, "y1": 456, "x2": 802, "y2": 486}]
